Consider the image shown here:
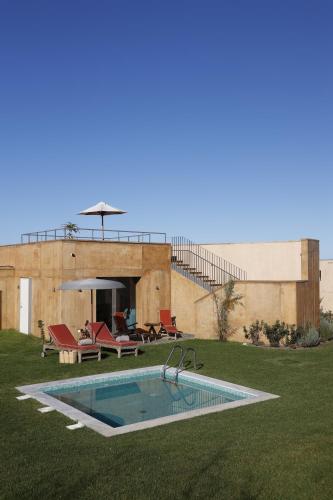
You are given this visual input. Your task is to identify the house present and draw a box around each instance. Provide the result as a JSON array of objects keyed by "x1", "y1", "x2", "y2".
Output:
[
  {"x1": 0, "y1": 227, "x2": 320, "y2": 341},
  {"x1": 0, "y1": 229, "x2": 171, "y2": 336}
]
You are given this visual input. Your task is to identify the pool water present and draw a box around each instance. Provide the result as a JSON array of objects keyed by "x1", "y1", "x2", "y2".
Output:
[{"x1": 46, "y1": 372, "x2": 248, "y2": 428}]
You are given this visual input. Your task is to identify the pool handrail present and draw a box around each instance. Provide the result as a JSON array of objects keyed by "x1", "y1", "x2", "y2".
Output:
[{"x1": 162, "y1": 344, "x2": 184, "y2": 381}]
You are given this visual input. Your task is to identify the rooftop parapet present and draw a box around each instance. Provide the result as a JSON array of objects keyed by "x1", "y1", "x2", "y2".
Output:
[{"x1": 20, "y1": 227, "x2": 167, "y2": 244}]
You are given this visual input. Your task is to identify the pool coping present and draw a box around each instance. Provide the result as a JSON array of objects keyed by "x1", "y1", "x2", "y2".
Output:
[{"x1": 16, "y1": 366, "x2": 279, "y2": 437}]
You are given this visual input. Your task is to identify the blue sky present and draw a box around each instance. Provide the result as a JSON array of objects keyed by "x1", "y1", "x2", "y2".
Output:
[{"x1": 1, "y1": 0, "x2": 332, "y2": 255}]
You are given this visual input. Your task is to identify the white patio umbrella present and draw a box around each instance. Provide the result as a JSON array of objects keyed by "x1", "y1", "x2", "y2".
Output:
[
  {"x1": 58, "y1": 278, "x2": 125, "y2": 340},
  {"x1": 78, "y1": 201, "x2": 127, "y2": 240}
]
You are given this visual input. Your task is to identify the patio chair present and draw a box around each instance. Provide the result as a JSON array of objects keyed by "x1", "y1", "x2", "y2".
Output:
[
  {"x1": 113, "y1": 312, "x2": 151, "y2": 343},
  {"x1": 159, "y1": 310, "x2": 182, "y2": 339},
  {"x1": 46, "y1": 324, "x2": 101, "y2": 363},
  {"x1": 90, "y1": 322, "x2": 139, "y2": 358}
]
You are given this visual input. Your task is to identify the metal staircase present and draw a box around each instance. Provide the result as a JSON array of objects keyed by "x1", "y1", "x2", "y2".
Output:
[{"x1": 171, "y1": 236, "x2": 247, "y2": 292}]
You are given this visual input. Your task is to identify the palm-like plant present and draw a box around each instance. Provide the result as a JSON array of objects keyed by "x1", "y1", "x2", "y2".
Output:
[
  {"x1": 62, "y1": 222, "x2": 79, "y2": 239},
  {"x1": 213, "y1": 280, "x2": 243, "y2": 341}
]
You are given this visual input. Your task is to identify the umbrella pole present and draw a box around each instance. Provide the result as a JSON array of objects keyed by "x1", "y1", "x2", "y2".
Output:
[
  {"x1": 101, "y1": 213, "x2": 104, "y2": 240},
  {"x1": 91, "y1": 290, "x2": 94, "y2": 342}
]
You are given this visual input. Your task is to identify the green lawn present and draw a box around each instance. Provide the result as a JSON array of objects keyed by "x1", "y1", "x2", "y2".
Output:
[{"x1": 1, "y1": 330, "x2": 333, "y2": 500}]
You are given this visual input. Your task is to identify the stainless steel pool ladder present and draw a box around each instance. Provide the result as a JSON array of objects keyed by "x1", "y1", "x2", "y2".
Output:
[
  {"x1": 162, "y1": 344, "x2": 183, "y2": 382},
  {"x1": 180, "y1": 347, "x2": 198, "y2": 371},
  {"x1": 162, "y1": 345, "x2": 198, "y2": 384}
]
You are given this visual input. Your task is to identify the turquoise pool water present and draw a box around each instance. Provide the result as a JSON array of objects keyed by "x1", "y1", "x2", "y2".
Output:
[{"x1": 45, "y1": 371, "x2": 248, "y2": 428}]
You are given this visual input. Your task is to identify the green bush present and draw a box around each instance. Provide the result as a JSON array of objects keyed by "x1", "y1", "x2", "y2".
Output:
[
  {"x1": 285, "y1": 325, "x2": 301, "y2": 346},
  {"x1": 243, "y1": 320, "x2": 321, "y2": 348},
  {"x1": 297, "y1": 326, "x2": 320, "y2": 347},
  {"x1": 243, "y1": 320, "x2": 300, "y2": 347},
  {"x1": 262, "y1": 320, "x2": 290, "y2": 347},
  {"x1": 319, "y1": 318, "x2": 333, "y2": 341},
  {"x1": 243, "y1": 320, "x2": 264, "y2": 345}
]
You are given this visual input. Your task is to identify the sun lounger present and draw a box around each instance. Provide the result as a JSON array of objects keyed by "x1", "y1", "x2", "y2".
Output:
[
  {"x1": 46, "y1": 324, "x2": 101, "y2": 363},
  {"x1": 90, "y1": 322, "x2": 139, "y2": 358},
  {"x1": 159, "y1": 310, "x2": 182, "y2": 339},
  {"x1": 113, "y1": 312, "x2": 151, "y2": 343}
]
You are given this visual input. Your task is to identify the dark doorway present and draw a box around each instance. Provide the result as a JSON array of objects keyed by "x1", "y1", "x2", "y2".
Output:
[{"x1": 96, "y1": 277, "x2": 139, "y2": 332}]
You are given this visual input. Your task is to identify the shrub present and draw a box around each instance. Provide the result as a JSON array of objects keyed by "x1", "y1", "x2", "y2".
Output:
[
  {"x1": 243, "y1": 320, "x2": 264, "y2": 345},
  {"x1": 297, "y1": 326, "x2": 320, "y2": 347},
  {"x1": 319, "y1": 318, "x2": 333, "y2": 341},
  {"x1": 285, "y1": 324, "x2": 301, "y2": 346},
  {"x1": 262, "y1": 320, "x2": 290, "y2": 347},
  {"x1": 243, "y1": 320, "x2": 321, "y2": 348}
]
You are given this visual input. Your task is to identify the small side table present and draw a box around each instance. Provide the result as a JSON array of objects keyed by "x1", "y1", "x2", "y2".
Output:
[{"x1": 144, "y1": 322, "x2": 160, "y2": 338}]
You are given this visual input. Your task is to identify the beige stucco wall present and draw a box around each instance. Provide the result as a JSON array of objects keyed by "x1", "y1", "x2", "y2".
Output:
[
  {"x1": 320, "y1": 260, "x2": 333, "y2": 312},
  {"x1": 202, "y1": 241, "x2": 302, "y2": 281},
  {"x1": 172, "y1": 239, "x2": 319, "y2": 341},
  {"x1": 194, "y1": 281, "x2": 297, "y2": 341},
  {"x1": 171, "y1": 270, "x2": 208, "y2": 334},
  {"x1": 0, "y1": 240, "x2": 171, "y2": 337}
]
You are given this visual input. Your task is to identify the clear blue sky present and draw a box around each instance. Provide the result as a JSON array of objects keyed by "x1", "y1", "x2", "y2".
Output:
[{"x1": 1, "y1": 0, "x2": 332, "y2": 255}]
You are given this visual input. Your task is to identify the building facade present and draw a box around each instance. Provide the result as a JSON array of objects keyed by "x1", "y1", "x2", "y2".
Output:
[
  {"x1": 0, "y1": 240, "x2": 171, "y2": 336},
  {"x1": 0, "y1": 236, "x2": 320, "y2": 342}
]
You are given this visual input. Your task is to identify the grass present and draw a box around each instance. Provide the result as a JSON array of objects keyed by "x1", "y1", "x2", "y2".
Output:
[{"x1": 1, "y1": 331, "x2": 333, "y2": 500}]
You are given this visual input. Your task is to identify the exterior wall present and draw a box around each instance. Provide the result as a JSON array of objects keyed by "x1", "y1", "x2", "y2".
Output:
[
  {"x1": 320, "y1": 260, "x2": 333, "y2": 313},
  {"x1": 0, "y1": 237, "x2": 320, "y2": 342},
  {"x1": 172, "y1": 239, "x2": 319, "y2": 341},
  {"x1": 0, "y1": 240, "x2": 171, "y2": 337},
  {"x1": 194, "y1": 281, "x2": 298, "y2": 341},
  {"x1": 136, "y1": 269, "x2": 171, "y2": 325},
  {"x1": 0, "y1": 269, "x2": 16, "y2": 331},
  {"x1": 202, "y1": 241, "x2": 302, "y2": 281},
  {"x1": 171, "y1": 270, "x2": 208, "y2": 334}
]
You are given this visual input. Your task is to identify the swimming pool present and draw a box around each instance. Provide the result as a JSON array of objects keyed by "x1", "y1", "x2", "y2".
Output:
[{"x1": 17, "y1": 366, "x2": 278, "y2": 436}]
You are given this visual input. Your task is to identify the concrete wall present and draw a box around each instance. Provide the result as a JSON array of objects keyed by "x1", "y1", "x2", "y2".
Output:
[
  {"x1": 194, "y1": 281, "x2": 298, "y2": 341},
  {"x1": 320, "y1": 260, "x2": 333, "y2": 313},
  {"x1": 171, "y1": 270, "x2": 208, "y2": 334},
  {"x1": 171, "y1": 239, "x2": 320, "y2": 341},
  {"x1": 0, "y1": 240, "x2": 171, "y2": 337},
  {"x1": 201, "y1": 241, "x2": 302, "y2": 281}
]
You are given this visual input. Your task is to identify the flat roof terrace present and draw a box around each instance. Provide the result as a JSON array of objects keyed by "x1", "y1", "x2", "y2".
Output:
[{"x1": 21, "y1": 227, "x2": 167, "y2": 244}]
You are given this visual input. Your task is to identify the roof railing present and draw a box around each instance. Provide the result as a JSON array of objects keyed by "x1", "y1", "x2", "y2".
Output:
[{"x1": 20, "y1": 227, "x2": 167, "y2": 244}]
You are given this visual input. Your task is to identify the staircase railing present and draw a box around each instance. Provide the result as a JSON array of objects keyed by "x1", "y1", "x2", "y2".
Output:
[{"x1": 171, "y1": 236, "x2": 247, "y2": 292}]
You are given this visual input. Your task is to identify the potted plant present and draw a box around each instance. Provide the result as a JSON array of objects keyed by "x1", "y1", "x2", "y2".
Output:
[{"x1": 62, "y1": 222, "x2": 79, "y2": 239}]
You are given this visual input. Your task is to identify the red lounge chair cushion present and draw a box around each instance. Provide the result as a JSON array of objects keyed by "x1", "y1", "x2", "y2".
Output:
[
  {"x1": 48, "y1": 324, "x2": 100, "y2": 351},
  {"x1": 161, "y1": 325, "x2": 178, "y2": 334},
  {"x1": 160, "y1": 310, "x2": 178, "y2": 334},
  {"x1": 160, "y1": 309, "x2": 173, "y2": 326},
  {"x1": 90, "y1": 322, "x2": 138, "y2": 347}
]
